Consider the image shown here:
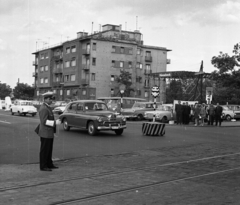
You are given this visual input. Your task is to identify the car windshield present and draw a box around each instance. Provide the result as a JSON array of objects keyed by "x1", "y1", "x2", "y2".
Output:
[
  {"x1": 133, "y1": 103, "x2": 153, "y2": 109},
  {"x1": 54, "y1": 102, "x2": 63, "y2": 106},
  {"x1": 157, "y1": 105, "x2": 171, "y2": 111},
  {"x1": 21, "y1": 102, "x2": 33, "y2": 106},
  {"x1": 85, "y1": 102, "x2": 108, "y2": 111},
  {"x1": 223, "y1": 106, "x2": 231, "y2": 111}
]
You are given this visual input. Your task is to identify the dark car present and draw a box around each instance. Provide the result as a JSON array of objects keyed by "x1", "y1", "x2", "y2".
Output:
[{"x1": 58, "y1": 100, "x2": 127, "y2": 136}]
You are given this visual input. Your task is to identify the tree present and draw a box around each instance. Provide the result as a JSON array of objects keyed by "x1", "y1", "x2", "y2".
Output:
[
  {"x1": 0, "y1": 82, "x2": 12, "y2": 99},
  {"x1": 115, "y1": 70, "x2": 134, "y2": 97},
  {"x1": 13, "y1": 83, "x2": 35, "y2": 100},
  {"x1": 166, "y1": 80, "x2": 183, "y2": 103},
  {"x1": 211, "y1": 42, "x2": 240, "y2": 104}
]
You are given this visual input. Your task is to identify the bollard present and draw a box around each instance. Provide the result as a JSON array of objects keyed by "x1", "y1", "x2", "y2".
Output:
[{"x1": 142, "y1": 122, "x2": 165, "y2": 136}]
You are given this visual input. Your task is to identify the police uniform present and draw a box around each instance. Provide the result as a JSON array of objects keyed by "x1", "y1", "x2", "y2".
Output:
[{"x1": 38, "y1": 92, "x2": 58, "y2": 171}]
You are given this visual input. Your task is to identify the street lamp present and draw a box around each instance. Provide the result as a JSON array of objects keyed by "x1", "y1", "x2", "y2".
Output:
[{"x1": 119, "y1": 84, "x2": 126, "y2": 115}]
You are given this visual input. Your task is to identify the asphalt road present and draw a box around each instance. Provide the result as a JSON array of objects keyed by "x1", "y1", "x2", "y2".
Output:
[{"x1": 0, "y1": 109, "x2": 240, "y2": 165}]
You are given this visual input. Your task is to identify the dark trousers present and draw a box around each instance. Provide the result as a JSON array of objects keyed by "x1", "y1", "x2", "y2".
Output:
[
  {"x1": 183, "y1": 114, "x2": 189, "y2": 124},
  {"x1": 208, "y1": 115, "x2": 214, "y2": 125},
  {"x1": 40, "y1": 137, "x2": 54, "y2": 169},
  {"x1": 215, "y1": 115, "x2": 222, "y2": 126},
  {"x1": 176, "y1": 112, "x2": 182, "y2": 124}
]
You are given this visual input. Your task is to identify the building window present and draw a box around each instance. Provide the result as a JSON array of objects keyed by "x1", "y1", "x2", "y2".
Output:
[
  {"x1": 82, "y1": 90, "x2": 86, "y2": 95},
  {"x1": 146, "y1": 51, "x2": 151, "y2": 57},
  {"x1": 56, "y1": 76, "x2": 59, "y2": 82},
  {"x1": 111, "y1": 75, "x2": 115, "y2": 81},
  {"x1": 45, "y1": 65, "x2": 48, "y2": 71},
  {"x1": 112, "y1": 60, "x2": 115, "y2": 67},
  {"x1": 65, "y1": 61, "x2": 70, "y2": 68},
  {"x1": 66, "y1": 47, "x2": 70, "y2": 54},
  {"x1": 45, "y1": 53, "x2": 49, "y2": 59},
  {"x1": 128, "y1": 61, "x2": 132, "y2": 68},
  {"x1": 60, "y1": 90, "x2": 63, "y2": 96},
  {"x1": 111, "y1": 88, "x2": 114, "y2": 95},
  {"x1": 37, "y1": 91, "x2": 39, "y2": 96},
  {"x1": 67, "y1": 90, "x2": 70, "y2": 95},
  {"x1": 53, "y1": 89, "x2": 56, "y2": 93},
  {"x1": 71, "y1": 46, "x2": 76, "y2": 53},
  {"x1": 120, "y1": 61, "x2": 124, "y2": 68},
  {"x1": 144, "y1": 91, "x2": 148, "y2": 98},
  {"x1": 44, "y1": 78, "x2": 48, "y2": 84},
  {"x1": 129, "y1": 49, "x2": 133, "y2": 54},
  {"x1": 112, "y1": 46, "x2": 116, "y2": 52},
  {"x1": 91, "y1": 73, "x2": 95, "y2": 81},
  {"x1": 137, "y1": 90, "x2": 141, "y2": 96},
  {"x1": 92, "y1": 58, "x2": 96, "y2": 66},
  {"x1": 137, "y1": 48, "x2": 141, "y2": 55},
  {"x1": 41, "y1": 54, "x2": 44, "y2": 59},
  {"x1": 92, "y1": 43, "x2": 96, "y2": 50},
  {"x1": 40, "y1": 66, "x2": 44, "y2": 72},
  {"x1": 70, "y1": 74, "x2": 75, "y2": 81},
  {"x1": 71, "y1": 58, "x2": 76, "y2": 66},
  {"x1": 139, "y1": 63, "x2": 143, "y2": 69},
  {"x1": 40, "y1": 78, "x2": 43, "y2": 84},
  {"x1": 120, "y1": 47, "x2": 124, "y2": 53},
  {"x1": 146, "y1": 64, "x2": 151, "y2": 70},
  {"x1": 65, "y1": 75, "x2": 69, "y2": 82}
]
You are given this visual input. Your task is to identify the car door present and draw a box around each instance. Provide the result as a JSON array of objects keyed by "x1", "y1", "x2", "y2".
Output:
[
  {"x1": 67, "y1": 103, "x2": 77, "y2": 126},
  {"x1": 75, "y1": 103, "x2": 86, "y2": 128}
]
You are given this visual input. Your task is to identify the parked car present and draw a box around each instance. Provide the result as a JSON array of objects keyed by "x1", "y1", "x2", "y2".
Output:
[
  {"x1": 144, "y1": 105, "x2": 173, "y2": 122},
  {"x1": 50, "y1": 101, "x2": 68, "y2": 110},
  {"x1": 226, "y1": 105, "x2": 240, "y2": 120},
  {"x1": 1, "y1": 100, "x2": 6, "y2": 109},
  {"x1": 121, "y1": 102, "x2": 162, "y2": 121},
  {"x1": 11, "y1": 100, "x2": 37, "y2": 116},
  {"x1": 58, "y1": 100, "x2": 127, "y2": 136},
  {"x1": 221, "y1": 105, "x2": 235, "y2": 121}
]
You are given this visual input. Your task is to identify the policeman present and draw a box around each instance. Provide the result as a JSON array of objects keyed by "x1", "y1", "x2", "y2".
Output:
[{"x1": 38, "y1": 92, "x2": 59, "y2": 171}]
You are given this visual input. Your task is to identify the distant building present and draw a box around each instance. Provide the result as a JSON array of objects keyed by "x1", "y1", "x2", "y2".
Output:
[{"x1": 32, "y1": 24, "x2": 171, "y2": 102}]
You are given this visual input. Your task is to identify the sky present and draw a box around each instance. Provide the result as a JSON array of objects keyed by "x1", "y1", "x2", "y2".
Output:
[{"x1": 1, "y1": 0, "x2": 240, "y2": 88}]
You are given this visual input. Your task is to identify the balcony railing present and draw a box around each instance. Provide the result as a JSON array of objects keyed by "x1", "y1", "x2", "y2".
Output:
[
  {"x1": 53, "y1": 54, "x2": 63, "y2": 61},
  {"x1": 33, "y1": 60, "x2": 38, "y2": 66},
  {"x1": 32, "y1": 72, "x2": 38, "y2": 77},
  {"x1": 81, "y1": 78, "x2": 90, "y2": 85},
  {"x1": 144, "y1": 69, "x2": 152, "y2": 75},
  {"x1": 82, "y1": 64, "x2": 90, "y2": 71},
  {"x1": 82, "y1": 49, "x2": 90, "y2": 55},
  {"x1": 52, "y1": 81, "x2": 64, "y2": 87},
  {"x1": 167, "y1": 59, "x2": 171, "y2": 64},
  {"x1": 145, "y1": 56, "x2": 152, "y2": 62},
  {"x1": 53, "y1": 67, "x2": 63, "y2": 73}
]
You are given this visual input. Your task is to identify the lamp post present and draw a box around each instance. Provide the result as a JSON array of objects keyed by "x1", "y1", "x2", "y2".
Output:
[{"x1": 119, "y1": 84, "x2": 126, "y2": 115}]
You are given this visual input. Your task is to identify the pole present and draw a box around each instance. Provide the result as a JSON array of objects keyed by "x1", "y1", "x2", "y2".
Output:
[
  {"x1": 120, "y1": 92, "x2": 123, "y2": 115},
  {"x1": 153, "y1": 97, "x2": 156, "y2": 122}
]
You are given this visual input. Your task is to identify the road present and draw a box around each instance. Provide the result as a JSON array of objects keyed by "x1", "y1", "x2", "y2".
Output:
[{"x1": 0, "y1": 109, "x2": 240, "y2": 165}]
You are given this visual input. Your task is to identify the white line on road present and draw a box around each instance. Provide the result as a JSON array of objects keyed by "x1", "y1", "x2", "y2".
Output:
[{"x1": 0, "y1": 120, "x2": 11, "y2": 124}]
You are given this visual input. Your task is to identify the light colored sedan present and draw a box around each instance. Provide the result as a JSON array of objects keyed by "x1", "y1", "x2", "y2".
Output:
[{"x1": 144, "y1": 105, "x2": 173, "y2": 123}]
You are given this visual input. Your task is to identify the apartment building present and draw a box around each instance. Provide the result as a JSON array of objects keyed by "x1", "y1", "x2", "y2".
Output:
[{"x1": 32, "y1": 24, "x2": 171, "y2": 102}]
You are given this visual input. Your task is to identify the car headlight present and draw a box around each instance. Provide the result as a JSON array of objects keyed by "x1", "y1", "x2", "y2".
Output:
[
  {"x1": 122, "y1": 116, "x2": 126, "y2": 121},
  {"x1": 97, "y1": 117, "x2": 103, "y2": 122}
]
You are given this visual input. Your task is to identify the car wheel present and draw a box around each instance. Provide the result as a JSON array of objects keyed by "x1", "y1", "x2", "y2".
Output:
[
  {"x1": 137, "y1": 114, "x2": 143, "y2": 121},
  {"x1": 32, "y1": 114, "x2": 36, "y2": 117},
  {"x1": 23, "y1": 113, "x2": 26, "y2": 116},
  {"x1": 63, "y1": 118, "x2": 70, "y2": 131},
  {"x1": 226, "y1": 115, "x2": 231, "y2": 121},
  {"x1": 88, "y1": 121, "x2": 97, "y2": 136},
  {"x1": 11, "y1": 110, "x2": 14, "y2": 115},
  {"x1": 162, "y1": 116, "x2": 168, "y2": 123},
  {"x1": 115, "y1": 129, "x2": 124, "y2": 135}
]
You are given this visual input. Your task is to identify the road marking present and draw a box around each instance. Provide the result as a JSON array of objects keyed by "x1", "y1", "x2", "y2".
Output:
[{"x1": 0, "y1": 120, "x2": 11, "y2": 124}]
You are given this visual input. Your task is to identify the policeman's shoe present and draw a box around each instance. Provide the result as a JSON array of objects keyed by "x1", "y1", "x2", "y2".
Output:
[
  {"x1": 49, "y1": 165, "x2": 59, "y2": 169},
  {"x1": 40, "y1": 168, "x2": 52, "y2": 171}
]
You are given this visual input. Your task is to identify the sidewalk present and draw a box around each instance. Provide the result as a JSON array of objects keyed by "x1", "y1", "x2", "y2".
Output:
[{"x1": 166, "y1": 120, "x2": 240, "y2": 127}]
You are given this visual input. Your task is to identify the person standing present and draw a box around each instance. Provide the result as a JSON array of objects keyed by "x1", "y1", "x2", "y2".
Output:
[
  {"x1": 200, "y1": 103, "x2": 207, "y2": 126},
  {"x1": 215, "y1": 103, "x2": 223, "y2": 126},
  {"x1": 185, "y1": 102, "x2": 191, "y2": 124},
  {"x1": 175, "y1": 100, "x2": 182, "y2": 125},
  {"x1": 193, "y1": 104, "x2": 201, "y2": 126},
  {"x1": 208, "y1": 104, "x2": 215, "y2": 125},
  {"x1": 38, "y1": 92, "x2": 59, "y2": 171}
]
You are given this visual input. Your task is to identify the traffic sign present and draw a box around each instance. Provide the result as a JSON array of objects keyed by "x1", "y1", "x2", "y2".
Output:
[{"x1": 151, "y1": 86, "x2": 159, "y2": 97}]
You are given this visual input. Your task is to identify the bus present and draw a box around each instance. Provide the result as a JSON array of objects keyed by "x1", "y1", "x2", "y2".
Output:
[{"x1": 97, "y1": 97, "x2": 147, "y2": 112}]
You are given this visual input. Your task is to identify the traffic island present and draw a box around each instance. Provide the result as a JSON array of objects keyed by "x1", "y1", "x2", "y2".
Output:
[{"x1": 142, "y1": 122, "x2": 165, "y2": 136}]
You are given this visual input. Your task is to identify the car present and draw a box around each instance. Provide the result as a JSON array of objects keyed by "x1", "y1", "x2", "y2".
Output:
[
  {"x1": 226, "y1": 105, "x2": 240, "y2": 120},
  {"x1": 50, "y1": 101, "x2": 68, "y2": 110},
  {"x1": 58, "y1": 100, "x2": 127, "y2": 136},
  {"x1": 53, "y1": 105, "x2": 67, "y2": 115},
  {"x1": 11, "y1": 100, "x2": 37, "y2": 116},
  {"x1": 221, "y1": 105, "x2": 235, "y2": 121},
  {"x1": 144, "y1": 105, "x2": 173, "y2": 122},
  {"x1": 121, "y1": 102, "x2": 161, "y2": 121},
  {"x1": 1, "y1": 100, "x2": 6, "y2": 109}
]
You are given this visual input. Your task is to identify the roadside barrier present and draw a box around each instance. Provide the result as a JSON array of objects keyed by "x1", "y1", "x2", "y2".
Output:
[{"x1": 142, "y1": 122, "x2": 165, "y2": 136}]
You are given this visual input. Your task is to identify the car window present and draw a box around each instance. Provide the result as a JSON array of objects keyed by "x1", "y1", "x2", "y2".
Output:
[
  {"x1": 85, "y1": 102, "x2": 108, "y2": 111},
  {"x1": 146, "y1": 103, "x2": 153, "y2": 108},
  {"x1": 76, "y1": 104, "x2": 83, "y2": 112},
  {"x1": 68, "y1": 103, "x2": 77, "y2": 112}
]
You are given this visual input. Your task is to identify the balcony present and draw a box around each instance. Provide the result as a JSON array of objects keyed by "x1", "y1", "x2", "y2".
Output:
[
  {"x1": 33, "y1": 60, "x2": 38, "y2": 66},
  {"x1": 32, "y1": 72, "x2": 38, "y2": 77},
  {"x1": 82, "y1": 64, "x2": 90, "y2": 71},
  {"x1": 167, "y1": 59, "x2": 171, "y2": 64},
  {"x1": 145, "y1": 56, "x2": 152, "y2": 62},
  {"x1": 144, "y1": 69, "x2": 152, "y2": 75},
  {"x1": 81, "y1": 78, "x2": 89, "y2": 85},
  {"x1": 82, "y1": 49, "x2": 90, "y2": 55},
  {"x1": 53, "y1": 54, "x2": 63, "y2": 61},
  {"x1": 53, "y1": 67, "x2": 63, "y2": 73},
  {"x1": 52, "y1": 81, "x2": 64, "y2": 87}
]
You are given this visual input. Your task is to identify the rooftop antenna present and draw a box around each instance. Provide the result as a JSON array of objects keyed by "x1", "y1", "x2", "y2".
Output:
[{"x1": 136, "y1": 16, "x2": 138, "y2": 30}]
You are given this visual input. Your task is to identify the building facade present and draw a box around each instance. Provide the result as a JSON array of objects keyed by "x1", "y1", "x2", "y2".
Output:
[{"x1": 32, "y1": 24, "x2": 171, "y2": 102}]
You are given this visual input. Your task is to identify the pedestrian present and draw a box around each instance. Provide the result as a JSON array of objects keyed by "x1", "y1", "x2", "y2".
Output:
[
  {"x1": 193, "y1": 104, "x2": 201, "y2": 126},
  {"x1": 175, "y1": 100, "x2": 182, "y2": 125},
  {"x1": 215, "y1": 103, "x2": 223, "y2": 126},
  {"x1": 185, "y1": 102, "x2": 191, "y2": 124},
  {"x1": 37, "y1": 92, "x2": 59, "y2": 171},
  {"x1": 208, "y1": 104, "x2": 215, "y2": 125},
  {"x1": 200, "y1": 103, "x2": 207, "y2": 126},
  {"x1": 182, "y1": 102, "x2": 186, "y2": 124}
]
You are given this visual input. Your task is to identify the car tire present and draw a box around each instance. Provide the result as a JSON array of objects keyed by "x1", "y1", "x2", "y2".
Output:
[
  {"x1": 88, "y1": 121, "x2": 97, "y2": 136},
  {"x1": 63, "y1": 118, "x2": 70, "y2": 131},
  {"x1": 23, "y1": 113, "x2": 26, "y2": 116},
  {"x1": 115, "y1": 129, "x2": 124, "y2": 135},
  {"x1": 137, "y1": 114, "x2": 143, "y2": 121},
  {"x1": 11, "y1": 110, "x2": 14, "y2": 115},
  {"x1": 161, "y1": 116, "x2": 168, "y2": 123},
  {"x1": 32, "y1": 114, "x2": 36, "y2": 117},
  {"x1": 226, "y1": 115, "x2": 231, "y2": 121}
]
